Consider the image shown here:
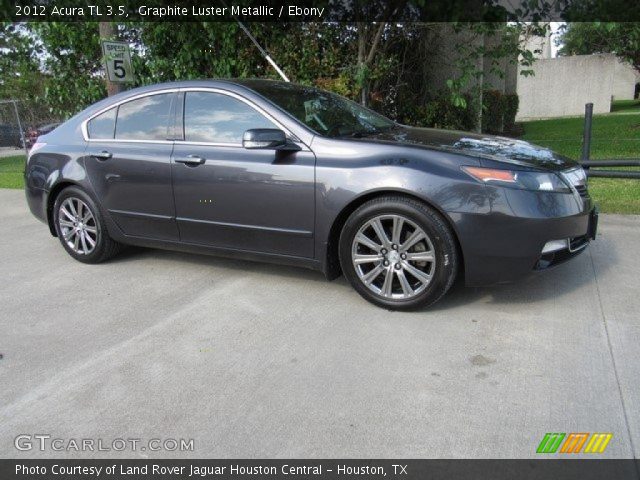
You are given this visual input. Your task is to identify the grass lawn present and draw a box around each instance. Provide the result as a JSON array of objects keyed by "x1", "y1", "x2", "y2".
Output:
[
  {"x1": 0, "y1": 155, "x2": 25, "y2": 189},
  {"x1": 610, "y1": 99, "x2": 640, "y2": 113},
  {"x1": 521, "y1": 103, "x2": 640, "y2": 214}
]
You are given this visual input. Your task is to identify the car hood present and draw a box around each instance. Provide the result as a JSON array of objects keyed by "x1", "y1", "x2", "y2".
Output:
[{"x1": 358, "y1": 126, "x2": 579, "y2": 171}]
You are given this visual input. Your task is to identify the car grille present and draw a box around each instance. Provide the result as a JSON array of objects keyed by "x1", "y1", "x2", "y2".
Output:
[{"x1": 563, "y1": 167, "x2": 589, "y2": 199}]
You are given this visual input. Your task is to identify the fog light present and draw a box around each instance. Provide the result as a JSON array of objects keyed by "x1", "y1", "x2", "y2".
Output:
[{"x1": 541, "y1": 239, "x2": 569, "y2": 254}]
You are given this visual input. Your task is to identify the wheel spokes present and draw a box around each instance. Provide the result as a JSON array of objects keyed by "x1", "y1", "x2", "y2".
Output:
[
  {"x1": 380, "y1": 268, "x2": 394, "y2": 297},
  {"x1": 370, "y1": 218, "x2": 391, "y2": 248},
  {"x1": 60, "y1": 207, "x2": 75, "y2": 222},
  {"x1": 84, "y1": 232, "x2": 96, "y2": 247},
  {"x1": 403, "y1": 261, "x2": 432, "y2": 284},
  {"x1": 59, "y1": 219, "x2": 75, "y2": 229},
  {"x1": 353, "y1": 253, "x2": 381, "y2": 265},
  {"x1": 362, "y1": 264, "x2": 385, "y2": 285},
  {"x1": 396, "y1": 269, "x2": 414, "y2": 297},
  {"x1": 351, "y1": 213, "x2": 436, "y2": 300},
  {"x1": 59, "y1": 197, "x2": 98, "y2": 255},
  {"x1": 356, "y1": 232, "x2": 382, "y2": 252},
  {"x1": 391, "y1": 216, "x2": 404, "y2": 245},
  {"x1": 401, "y1": 229, "x2": 426, "y2": 251},
  {"x1": 405, "y1": 251, "x2": 434, "y2": 263}
]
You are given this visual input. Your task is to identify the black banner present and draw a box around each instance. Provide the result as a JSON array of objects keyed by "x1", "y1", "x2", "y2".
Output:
[
  {"x1": 3, "y1": 0, "x2": 640, "y2": 22},
  {"x1": 2, "y1": 460, "x2": 640, "y2": 480}
]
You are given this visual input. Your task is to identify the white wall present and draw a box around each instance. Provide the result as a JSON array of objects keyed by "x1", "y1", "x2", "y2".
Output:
[
  {"x1": 516, "y1": 54, "x2": 616, "y2": 121},
  {"x1": 612, "y1": 58, "x2": 639, "y2": 100}
]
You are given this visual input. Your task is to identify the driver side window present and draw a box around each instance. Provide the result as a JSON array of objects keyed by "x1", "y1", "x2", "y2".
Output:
[{"x1": 183, "y1": 92, "x2": 277, "y2": 144}]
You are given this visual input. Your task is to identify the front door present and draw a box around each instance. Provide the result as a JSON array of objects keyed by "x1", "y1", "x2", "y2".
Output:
[
  {"x1": 171, "y1": 90, "x2": 315, "y2": 258},
  {"x1": 84, "y1": 91, "x2": 179, "y2": 241}
]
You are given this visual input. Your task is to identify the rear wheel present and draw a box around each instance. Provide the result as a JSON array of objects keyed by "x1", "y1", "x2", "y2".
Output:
[
  {"x1": 53, "y1": 186, "x2": 122, "y2": 263},
  {"x1": 339, "y1": 196, "x2": 458, "y2": 310}
]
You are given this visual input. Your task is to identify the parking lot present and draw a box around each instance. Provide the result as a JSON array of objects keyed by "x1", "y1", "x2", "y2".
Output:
[{"x1": 1, "y1": 188, "x2": 639, "y2": 459}]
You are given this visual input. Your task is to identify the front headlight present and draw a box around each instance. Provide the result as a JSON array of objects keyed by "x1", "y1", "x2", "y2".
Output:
[{"x1": 461, "y1": 166, "x2": 571, "y2": 193}]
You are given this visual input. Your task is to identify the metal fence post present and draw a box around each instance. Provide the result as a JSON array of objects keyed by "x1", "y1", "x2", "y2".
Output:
[
  {"x1": 581, "y1": 102, "x2": 593, "y2": 161},
  {"x1": 12, "y1": 100, "x2": 28, "y2": 157}
]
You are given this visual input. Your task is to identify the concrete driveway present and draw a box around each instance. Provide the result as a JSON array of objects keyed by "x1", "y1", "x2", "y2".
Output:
[{"x1": 1, "y1": 188, "x2": 639, "y2": 459}]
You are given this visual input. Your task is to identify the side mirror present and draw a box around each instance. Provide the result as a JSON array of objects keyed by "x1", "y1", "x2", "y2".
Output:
[{"x1": 243, "y1": 129, "x2": 290, "y2": 150}]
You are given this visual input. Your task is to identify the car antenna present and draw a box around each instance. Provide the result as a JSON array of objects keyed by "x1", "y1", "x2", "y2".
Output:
[{"x1": 220, "y1": 0, "x2": 290, "y2": 82}]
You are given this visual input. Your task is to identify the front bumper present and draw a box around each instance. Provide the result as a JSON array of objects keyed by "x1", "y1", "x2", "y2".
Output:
[
  {"x1": 536, "y1": 208, "x2": 598, "y2": 270},
  {"x1": 451, "y1": 187, "x2": 596, "y2": 287}
]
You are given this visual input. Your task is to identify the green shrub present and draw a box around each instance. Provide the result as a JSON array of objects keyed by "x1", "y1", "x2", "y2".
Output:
[
  {"x1": 504, "y1": 94, "x2": 519, "y2": 131},
  {"x1": 482, "y1": 89, "x2": 507, "y2": 134},
  {"x1": 399, "y1": 92, "x2": 479, "y2": 132}
]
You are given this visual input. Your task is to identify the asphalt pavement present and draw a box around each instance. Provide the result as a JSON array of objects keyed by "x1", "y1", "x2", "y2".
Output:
[{"x1": 0, "y1": 188, "x2": 638, "y2": 459}]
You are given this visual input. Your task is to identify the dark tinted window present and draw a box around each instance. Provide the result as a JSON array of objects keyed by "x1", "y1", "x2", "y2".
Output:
[
  {"x1": 87, "y1": 107, "x2": 116, "y2": 139},
  {"x1": 115, "y1": 93, "x2": 173, "y2": 140},
  {"x1": 184, "y1": 92, "x2": 276, "y2": 143}
]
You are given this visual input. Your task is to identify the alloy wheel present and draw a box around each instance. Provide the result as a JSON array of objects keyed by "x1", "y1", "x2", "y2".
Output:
[
  {"x1": 351, "y1": 214, "x2": 436, "y2": 300},
  {"x1": 58, "y1": 197, "x2": 98, "y2": 255}
]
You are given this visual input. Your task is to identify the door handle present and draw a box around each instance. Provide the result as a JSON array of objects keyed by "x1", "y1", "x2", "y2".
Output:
[
  {"x1": 174, "y1": 154, "x2": 206, "y2": 166},
  {"x1": 90, "y1": 150, "x2": 112, "y2": 161}
]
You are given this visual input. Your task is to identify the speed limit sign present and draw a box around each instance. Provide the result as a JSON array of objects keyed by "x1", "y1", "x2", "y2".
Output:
[{"x1": 101, "y1": 40, "x2": 134, "y2": 83}]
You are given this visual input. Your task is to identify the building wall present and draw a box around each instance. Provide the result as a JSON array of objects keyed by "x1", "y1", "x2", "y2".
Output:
[
  {"x1": 612, "y1": 58, "x2": 639, "y2": 100},
  {"x1": 516, "y1": 54, "x2": 616, "y2": 121}
]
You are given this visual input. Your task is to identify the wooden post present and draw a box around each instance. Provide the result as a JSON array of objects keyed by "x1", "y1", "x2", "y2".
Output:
[{"x1": 98, "y1": 22, "x2": 123, "y2": 97}]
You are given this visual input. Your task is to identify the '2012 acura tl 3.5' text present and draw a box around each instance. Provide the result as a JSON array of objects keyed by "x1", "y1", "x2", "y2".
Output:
[{"x1": 25, "y1": 80, "x2": 597, "y2": 309}]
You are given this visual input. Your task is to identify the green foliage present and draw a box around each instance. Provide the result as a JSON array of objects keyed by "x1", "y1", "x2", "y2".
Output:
[
  {"x1": 445, "y1": 22, "x2": 546, "y2": 125},
  {"x1": 28, "y1": 22, "x2": 106, "y2": 118},
  {"x1": 1, "y1": 21, "x2": 542, "y2": 132},
  {"x1": 503, "y1": 93, "x2": 519, "y2": 131},
  {"x1": 401, "y1": 92, "x2": 478, "y2": 131},
  {"x1": 558, "y1": 22, "x2": 640, "y2": 72},
  {"x1": 0, "y1": 23, "x2": 54, "y2": 125},
  {"x1": 481, "y1": 90, "x2": 506, "y2": 133}
]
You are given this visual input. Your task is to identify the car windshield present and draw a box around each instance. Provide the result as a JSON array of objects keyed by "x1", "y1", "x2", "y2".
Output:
[{"x1": 242, "y1": 81, "x2": 396, "y2": 138}]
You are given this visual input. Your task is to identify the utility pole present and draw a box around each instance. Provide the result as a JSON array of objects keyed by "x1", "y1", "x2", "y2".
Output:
[{"x1": 98, "y1": 22, "x2": 124, "y2": 97}]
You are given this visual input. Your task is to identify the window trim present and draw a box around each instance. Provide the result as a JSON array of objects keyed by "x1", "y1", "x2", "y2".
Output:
[
  {"x1": 82, "y1": 87, "x2": 307, "y2": 150},
  {"x1": 177, "y1": 87, "x2": 301, "y2": 148},
  {"x1": 81, "y1": 89, "x2": 179, "y2": 144}
]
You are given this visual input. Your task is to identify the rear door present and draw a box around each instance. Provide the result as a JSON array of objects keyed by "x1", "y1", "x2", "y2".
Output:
[
  {"x1": 84, "y1": 91, "x2": 179, "y2": 241},
  {"x1": 171, "y1": 89, "x2": 315, "y2": 258}
]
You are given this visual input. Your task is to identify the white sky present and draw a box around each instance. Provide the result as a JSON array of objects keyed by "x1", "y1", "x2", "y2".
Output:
[{"x1": 550, "y1": 22, "x2": 565, "y2": 57}]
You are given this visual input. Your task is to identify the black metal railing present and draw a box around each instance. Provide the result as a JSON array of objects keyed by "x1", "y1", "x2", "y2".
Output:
[{"x1": 580, "y1": 102, "x2": 640, "y2": 179}]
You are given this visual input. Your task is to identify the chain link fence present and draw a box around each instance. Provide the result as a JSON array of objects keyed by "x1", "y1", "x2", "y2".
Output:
[{"x1": 0, "y1": 99, "x2": 61, "y2": 158}]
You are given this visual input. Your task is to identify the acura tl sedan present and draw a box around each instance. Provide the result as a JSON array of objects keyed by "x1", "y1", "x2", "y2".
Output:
[{"x1": 25, "y1": 80, "x2": 597, "y2": 310}]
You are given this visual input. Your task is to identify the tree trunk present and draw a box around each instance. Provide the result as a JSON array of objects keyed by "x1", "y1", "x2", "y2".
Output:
[
  {"x1": 98, "y1": 22, "x2": 123, "y2": 97},
  {"x1": 358, "y1": 25, "x2": 367, "y2": 106}
]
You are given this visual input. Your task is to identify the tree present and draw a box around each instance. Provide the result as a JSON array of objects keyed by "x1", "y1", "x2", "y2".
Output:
[
  {"x1": 558, "y1": 22, "x2": 640, "y2": 73},
  {"x1": 0, "y1": 22, "x2": 53, "y2": 125},
  {"x1": 28, "y1": 22, "x2": 106, "y2": 117}
]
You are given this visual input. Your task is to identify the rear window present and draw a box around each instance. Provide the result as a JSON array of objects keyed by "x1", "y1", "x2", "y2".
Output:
[
  {"x1": 87, "y1": 107, "x2": 116, "y2": 139},
  {"x1": 115, "y1": 93, "x2": 173, "y2": 141}
]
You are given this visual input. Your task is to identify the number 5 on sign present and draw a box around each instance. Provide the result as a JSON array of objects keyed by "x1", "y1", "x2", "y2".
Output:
[{"x1": 101, "y1": 40, "x2": 134, "y2": 82}]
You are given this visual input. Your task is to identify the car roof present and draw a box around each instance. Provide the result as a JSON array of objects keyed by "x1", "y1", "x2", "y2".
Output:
[
  {"x1": 111, "y1": 78, "x2": 296, "y2": 98},
  {"x1": 78, "y1": 78, "x2": 297, "y2": 119}
]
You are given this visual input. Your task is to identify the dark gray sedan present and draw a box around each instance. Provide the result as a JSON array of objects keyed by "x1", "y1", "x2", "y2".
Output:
[{"x1": 25, "y1": 80, "x2": 597, "y2": 310}]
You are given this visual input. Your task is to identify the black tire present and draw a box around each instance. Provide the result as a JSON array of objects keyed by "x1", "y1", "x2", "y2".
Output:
[
  {"x1": 53, "y1": 186, "x2": 122, "y2": 264},
  {"x1": 339, "y1": 196, "x2": 458, "y2": 310}
]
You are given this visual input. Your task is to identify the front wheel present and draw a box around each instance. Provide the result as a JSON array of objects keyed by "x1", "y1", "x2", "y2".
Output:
[{"x1": 339, "y1": 196, "x2": 458, "y2": 310}]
